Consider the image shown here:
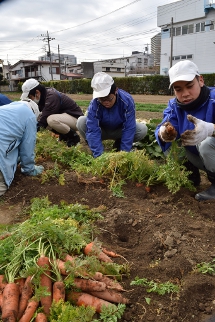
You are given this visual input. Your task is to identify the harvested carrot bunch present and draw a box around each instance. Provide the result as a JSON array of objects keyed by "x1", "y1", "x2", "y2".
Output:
[{"x1": 0, "y1": 197, "x2": 129, "y2": 321}]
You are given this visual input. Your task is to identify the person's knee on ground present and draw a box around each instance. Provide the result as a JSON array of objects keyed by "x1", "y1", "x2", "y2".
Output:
[
  {"x1": 76, "y1": 116, "x2": 87, "y2": 140},
  {"x1": 133, "y1": 122, "x2": 148, "y2": 142}
]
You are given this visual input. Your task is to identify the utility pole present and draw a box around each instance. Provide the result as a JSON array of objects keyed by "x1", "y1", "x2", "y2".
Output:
[
  {"x1": 41, "y1": 31, "x2": 55, "y2": 80},
  {"x1": 170, "y1": 17, "x2": 173, "y2": 68},
  {"x1": 58, "y1": 45, "x2": 61, "y2": 80}
]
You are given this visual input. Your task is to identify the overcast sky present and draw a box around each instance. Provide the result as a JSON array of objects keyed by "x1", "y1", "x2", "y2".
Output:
[{"x1": 0, "y1": 0, "x2": 179, "y2": 66}]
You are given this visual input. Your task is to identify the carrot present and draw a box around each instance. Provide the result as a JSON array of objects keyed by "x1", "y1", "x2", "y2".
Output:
[
  {"x1": 37, "y1": 255, "x2": 52, "y2": 316},
  {"x1": 102, "y1": 248, "x2": 121, "y2": 258},
  {"x1": 67, "y1": 291, "x2": 115, "y2": 313},
  {"x1": 53, "y1": 281, "x2": 65, "y2": 303},
  {"x1": 17, "y1": 276, "x2": 33, "y2": 320},
  {"x1": 95, "y1": 274, "x2": 124, "y2": 291},
  {"x1": 1, "y1": 282, "x2": 20, "y2": 322},
  {"x1": 55, "y1": 259, "x2": 69, "y2": 276},
  {"x1": 0, "y1": 292, "x2": 3, "y2": 309},
  {"x1": 15, "y1": 277, "x2": 26, "y2": 295},
  {"x1": 18, "y1": 298, "x2": 39, "y2": 322},
  {"x1": 84, "y1": 241, "x2": 113, "y2": 263},
  {"x1": 73, "y1": 278, "x2": 107, "y2": 292},
  {"x1": 63, "y1": 253, "x2": 76, "y2": 265},
  {"x1": 0, "y1": 275, "x2": 7, "y2": 293},
  {"x1": 89, "y1": 289, "x2": 129, "y2": 304},
  {"x1": 35, "y1": 312, "x2": 48, "y2": 322},
  {"x1": 0, "y1": 232, "x2": 11, "y2": 240}
]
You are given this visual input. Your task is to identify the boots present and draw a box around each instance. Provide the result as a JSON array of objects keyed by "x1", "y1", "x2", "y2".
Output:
[
  {"x1": 112, "y1": 138, "x2": 121, "y2": 152},
  {"x1": 66, "y1": 129, "x2": 80, "y2": 147},
  {"x1": 183, "y1": 160, "x2": 201, "y2": 186},
  {"x1": 195, "y1": 170, "x2": 215, "y2": 201}
]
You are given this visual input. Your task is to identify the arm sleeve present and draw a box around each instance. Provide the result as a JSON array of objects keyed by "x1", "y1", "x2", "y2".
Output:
[
  {"x1": 120, "y1": 98, "x2": 136, "y2": 151},
  {"x1": 86, "y1": 101, "x2": 104, "y2": 158},
  {"x1": 19, "y1": 117, "x2": 37, "y2": 174},
  {"x1": 155, "y1": 101, "x2": 179, "y2": 152}
]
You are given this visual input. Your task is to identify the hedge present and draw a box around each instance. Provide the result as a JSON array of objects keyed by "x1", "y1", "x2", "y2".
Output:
[{"x1": 17, "y1": 73, "x2": 215, "y2": 95}]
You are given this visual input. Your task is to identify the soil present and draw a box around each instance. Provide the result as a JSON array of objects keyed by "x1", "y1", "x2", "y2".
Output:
[{"x1": 1, "y1": 94, "x2": 215, "y2": 322}]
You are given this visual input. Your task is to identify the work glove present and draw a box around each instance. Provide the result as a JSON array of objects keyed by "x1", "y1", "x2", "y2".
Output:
[
  {"x1": 159, "y1": 122, "x2": 177, "y2": 142},
  {"x1": 29, "y1": 165, "x2": 44, "y2": 176},
  {"x1": 181, "y1": 115, "x2": 214, "y2": 146}
]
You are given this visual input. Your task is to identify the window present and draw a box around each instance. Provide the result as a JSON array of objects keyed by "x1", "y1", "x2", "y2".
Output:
[
  {"x1": 188, "y1": 24, "x2": 194, "y2": 34},
  {"x1": 176, "y1": 27, "x2": 181, "y2": 36},
  {"x1": 117, "y1": 68, "x2": 121, "y2": 72},
  {"x1": 182, "y1": 25, "x2": 188, "y2": 35},
  {"x1": 187, "y1": 54, "x2": 193, "y2": 59},
  {"x1": 210, "y1": 21, "x2": 214, "y2": 30},
  {"x1": 174, "y1": 56, "x2": 180, "y2": 60},
  {"x1": 138, "y1": 58, "x2": 142, "y2": 63},
  {"x1": 49, "y1": 67, "x2": 57, "y2": 74},
  {"x1": 106, "y1": 67, "x2": 110, "y2": 71},
  {"x1": 196, "y1": 23, "x2": 200, "y2": 32},
  {"x1": 181, "y1": 55, "x2": 186, "y2": 59},
  {"x1": 201, "y1": 22, "x2": 205, "y2": 31}
]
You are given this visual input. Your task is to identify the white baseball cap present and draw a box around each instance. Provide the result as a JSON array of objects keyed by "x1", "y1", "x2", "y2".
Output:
[
  {"x1": 91, "y1": 72, "x2": 114, "y2": 99},
  {"x1": 21, "y1": 78, "x2": 39, "y2": 100},
  {"x1": 169, "y1": 60, "x2": 200, "y2": 89},
  {"x1": 21, "y1": 99, "x2": 40, "y2": 118}
]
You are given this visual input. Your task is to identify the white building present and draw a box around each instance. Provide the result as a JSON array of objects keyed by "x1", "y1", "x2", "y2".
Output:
[{"x1": 157, "y1": 0, "x2": 215, "y2": 75}]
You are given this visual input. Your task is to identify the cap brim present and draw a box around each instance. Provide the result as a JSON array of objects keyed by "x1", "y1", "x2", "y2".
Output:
[
  {"x1": 93, "y1": 86, "x2": 111, "y2": 99},
  {"x1": 20, "y1": 92, "x2": 29, "y2": 100},
  {"x1": 169, "y1": 74, "x2": 198, "y2": 89}
]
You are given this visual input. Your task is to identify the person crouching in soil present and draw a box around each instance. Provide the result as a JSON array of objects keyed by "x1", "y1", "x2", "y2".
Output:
[
  {"x1": 0, "y1": 100, "x2": 44, "y2": 196},
  {"x1": 155, "y1": 60, "x2": 215, "y2": 201},
  {"x1": 21, "y1": 78, "x2": 84, "y2": 147}
]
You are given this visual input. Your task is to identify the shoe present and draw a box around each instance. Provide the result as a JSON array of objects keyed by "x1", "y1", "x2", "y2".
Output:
[
  {"x1": 66, "y1": 129, "x2": 80, "y2": 147},
  {"x1": 183, "y1": 161, "x2": 201, "y2": 186},
  {"x1": 195, "y1": 184, "x2": 215, "y2": 201},
  {"x1": 58, "y1": 133, "x2": 68, "y2": 142},
  {"x1": 113, "y1": 139, "x2": 121, "y2": 152}
]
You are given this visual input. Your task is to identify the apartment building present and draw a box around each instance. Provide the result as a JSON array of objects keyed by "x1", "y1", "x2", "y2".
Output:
[{"x1": 157, "y1": 0, "x2": 215, "y2": 75}]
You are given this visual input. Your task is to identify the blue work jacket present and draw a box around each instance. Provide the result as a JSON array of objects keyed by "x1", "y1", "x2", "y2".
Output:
[
  {"x1": 86, "y1": 89, "x2": 136, "y2": 158},
  {"x1": 0, "y1": 93, "x2": 12, "y2": 106},
  {"x1": 155, "y1": 87, "x2": 215, "y2": 155},
  {"x1": 0, "y1": 102, "x2": 37, "y2": 187}
]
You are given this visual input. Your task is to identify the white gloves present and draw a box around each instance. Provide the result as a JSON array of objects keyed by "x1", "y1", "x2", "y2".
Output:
[
  {"x1": 29, "y1": 165, "x2": 44, "y2": 176},
  {"x1": 159, "y1": 122, "x2": 177, "y2": 142},
  {"x1": 181, "y1": 115, "x2": 214, "y2": 146}
]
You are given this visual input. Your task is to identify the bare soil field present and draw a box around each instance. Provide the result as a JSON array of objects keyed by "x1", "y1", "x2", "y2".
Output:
[{"x1": 1, "y1": 94, "x2": 215, "y2": 322}]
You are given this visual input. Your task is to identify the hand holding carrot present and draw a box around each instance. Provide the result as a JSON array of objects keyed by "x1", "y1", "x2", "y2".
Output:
[{"x1": 159, "y1": 122, "x2": 177, "y2": 142}]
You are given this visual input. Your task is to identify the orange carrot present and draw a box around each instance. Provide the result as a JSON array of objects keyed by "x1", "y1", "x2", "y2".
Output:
[
  {"x1": 0, "y1": 292, "x2": 3, "y2": 309},
  {"x1": 18, "y1": 298, "x2": 39, "y2": 322},
  {"x1": 55, "y1": 259, "x2": 69, "y2": 276},
  {"x1": 0, "y1": 232, "x2": 11, "y2": 240},
  {"x1": 63, "y1": 253, "x2": 76, "y2": 265},
  {"x1": 84, "y1": 242, "x2": 113, "y2": 263},
  {"x1": 102, "y1": 248, "x2": 121, "y2": 258},
  {"x1": 67, "y1": 291, "x2": 115, "y2": 313},
  {"x1": 94, "y1": 274, "x2": 124, "y2": 291},
  {"x1": 17, "y1": 276, "x2": 33, "y2": 320},
  {"x1": 73, "y1": 278, "x2": 107, "y2": 292},
  {"x1": 53, "y1": 281, "x2": 65, "y2": 303},
  {"x1": 15, "y1": 277, "x2": 26, "y2": 295},
  {"x1": 89, "y1": 289, "x2": 129, "y2": 304},
  {"x1": 0, "y1": 275, "x2": 7, "y2": 293},
  {"x1": 37, "y1": 255, "x2": 52, "y2": 316},
  {"x1": 35, "y1": 312, "x2": 48, "y2": 322},
  {"x1": 1, "y1": 282, "x2": 20, "y2": 322}
]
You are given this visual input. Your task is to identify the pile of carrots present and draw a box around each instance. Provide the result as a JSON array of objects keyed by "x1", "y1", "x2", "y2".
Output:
[{"x1": 0, "y1": 241, "x2": 129, "y2": 322}]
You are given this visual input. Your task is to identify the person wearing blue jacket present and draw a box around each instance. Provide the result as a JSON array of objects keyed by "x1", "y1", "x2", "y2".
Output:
[
  {"x1": 0, "y1": 93, "x2": 12, "y2": 106},
  {"x1": 0, "y1": 100, "x2": 44, "y2": 196},
  {"x1": 77, "y1": 72, "x2": 148, "y2": 158},
  {"x1": 155, "y1": 60, "x2": 215, "y2": 201}
]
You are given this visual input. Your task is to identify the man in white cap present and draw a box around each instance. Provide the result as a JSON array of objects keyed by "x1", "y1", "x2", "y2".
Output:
[
  {"x1": 77, "y1": 72, "x2": 148, "y2": 157},
  {"x1": 21, "y1": 78, "x2": 83, "y2": 147},
  {"x1": 155, "y1": 60, "x2": 215, "y2": 201},
  {"x1": 0, "y1": 100, "x2": 44, "y2": 196}
]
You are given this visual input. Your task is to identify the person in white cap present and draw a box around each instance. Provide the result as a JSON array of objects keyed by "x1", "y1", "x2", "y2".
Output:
[
  {"x1": 0, "y1": 100, "x2": 44, "y2": 196},
  {"x1": 155, "y1": 60, "x2": 215, "y2": 201},
  {"x1": 76, "y1": 72, "x2": 148, "y2": 158},
  {"x1": 21, "y1": 78, "x2": 84, "y2": 147}
]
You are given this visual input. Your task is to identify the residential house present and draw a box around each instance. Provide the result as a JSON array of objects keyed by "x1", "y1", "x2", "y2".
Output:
[
  {"x1": 157, "y1": 0, "x2": 215, "y2": 75},
  {"x1": 5, "y1": 60, "x2": 61, "y2": 90}
]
